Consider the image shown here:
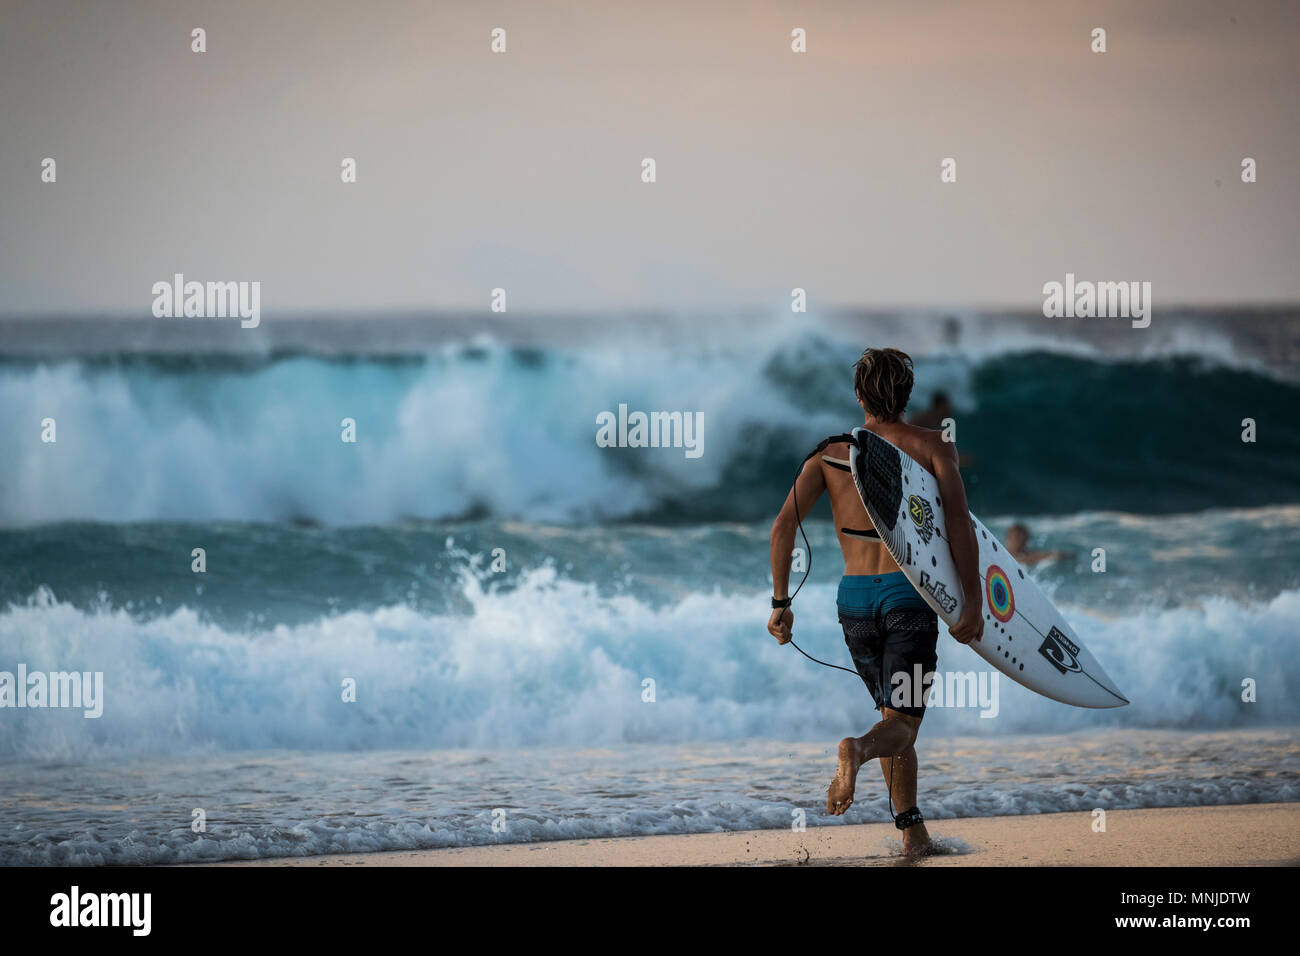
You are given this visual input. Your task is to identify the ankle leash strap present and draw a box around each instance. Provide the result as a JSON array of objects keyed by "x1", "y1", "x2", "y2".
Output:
[{"x1": 894, "y1": 806, "x2": 924, "y2": 830}]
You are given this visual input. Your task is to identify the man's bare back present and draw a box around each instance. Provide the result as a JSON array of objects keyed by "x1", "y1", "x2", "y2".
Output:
[{"x1": 817, "y1": 423, "x2": 961, "y2": 576}]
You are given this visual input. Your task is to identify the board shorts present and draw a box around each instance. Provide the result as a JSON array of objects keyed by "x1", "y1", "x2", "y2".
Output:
[{"x1": 837, "y1": 572, "x2": 939, "y2": 719}]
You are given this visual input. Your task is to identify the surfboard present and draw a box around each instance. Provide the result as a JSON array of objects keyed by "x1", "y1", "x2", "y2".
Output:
[{"x1": 847, "y1": 426, "x2": 1128, "y2": 709}]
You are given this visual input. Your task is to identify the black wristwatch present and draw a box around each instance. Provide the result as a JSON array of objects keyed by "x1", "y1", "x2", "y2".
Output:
[{"x1": 771, "y1": 596, "x2": 791, "y2": 609}]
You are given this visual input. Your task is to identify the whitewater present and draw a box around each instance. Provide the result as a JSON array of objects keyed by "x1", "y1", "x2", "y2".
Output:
[{"x1": 1, "y1": 311, "x2": 1296, "y2": 864}]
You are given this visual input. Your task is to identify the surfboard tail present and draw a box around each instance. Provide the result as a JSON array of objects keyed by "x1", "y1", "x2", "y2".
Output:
[{"x1": 1066, "y1": 644, "x2": 1129, "y2": 708}]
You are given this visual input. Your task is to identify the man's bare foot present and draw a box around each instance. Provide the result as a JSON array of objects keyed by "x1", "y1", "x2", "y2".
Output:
[
  {"x1": 826, "y1": 737, "x2": 864, "y2": 815},
  {"x1": 902, "y1": 825, "x2": 935, "y2": 857}
]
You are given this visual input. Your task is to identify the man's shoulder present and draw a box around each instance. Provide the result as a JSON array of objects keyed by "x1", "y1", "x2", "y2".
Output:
[
  {"x1": 911, "y1": 424, "x2": 959, "y2": 466},
  {"x1": 912, "y1": 423, "x2": 950, "y2": 447},
  {"x1": 886, "y1": 423, "x2": 955, "y2": 473}
]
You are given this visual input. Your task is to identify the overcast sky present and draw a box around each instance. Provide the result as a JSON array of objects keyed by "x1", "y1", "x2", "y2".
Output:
[{"x1": 2, "y1": 0, "x2": 1297, "y2": 316}]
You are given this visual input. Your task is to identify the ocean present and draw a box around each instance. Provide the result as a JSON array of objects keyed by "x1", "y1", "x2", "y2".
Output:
[{"x1": 1, "y1": 310, "x2": 1298, "y2": 864}]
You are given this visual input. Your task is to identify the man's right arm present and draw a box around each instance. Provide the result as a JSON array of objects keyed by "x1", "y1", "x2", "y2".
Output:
[
  {"x1": 767, "y1": 457, "x2": 826, "y2": 644},
  {"x1": 930, "y1": 436, "x2": 984, "y2": 644}
]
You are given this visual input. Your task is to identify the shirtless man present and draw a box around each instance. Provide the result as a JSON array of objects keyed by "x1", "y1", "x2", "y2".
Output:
[{"x1": 766, "y1": 348, "x2": 984, "y2": 856}]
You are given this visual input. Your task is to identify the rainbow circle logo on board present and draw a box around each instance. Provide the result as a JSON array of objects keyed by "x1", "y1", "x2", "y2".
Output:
[{"x1": 986, "y1": 565, "x2": 1015, "y2": 623}]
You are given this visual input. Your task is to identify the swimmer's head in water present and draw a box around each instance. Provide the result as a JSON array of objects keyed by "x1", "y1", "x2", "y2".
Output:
[
  {"x1": 853, "y1": 347, "x2": 914, "y2": 421},
  {"x1": 1005, "y1": 523, "x2": 1029, "y2": 552}
]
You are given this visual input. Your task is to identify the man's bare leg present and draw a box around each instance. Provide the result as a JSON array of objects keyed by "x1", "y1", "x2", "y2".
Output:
[
  {"x1": 879, "y1": 744, "x2": 933, "y2": 855},
  {"x1": 826, "y1": 709, "x2": 918, "y2": 815}
]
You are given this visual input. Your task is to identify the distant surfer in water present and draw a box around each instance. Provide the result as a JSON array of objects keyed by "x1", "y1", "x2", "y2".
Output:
[
  {"x1": 907, "y1": 390, "x2": 953, "y2": 430},
  {"x1": 1004, "y1": 523, "x2": 1071, "y2": 566},
  {"x1": 908, "y1": 390, "x2": 975, "y2": 467},
  {"x1": 766, "y1": 348, "x2": 985, "y2": 856}
]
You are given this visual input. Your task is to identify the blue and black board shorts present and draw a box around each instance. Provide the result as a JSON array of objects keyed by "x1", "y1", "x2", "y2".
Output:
[{"x1": 837, "y1": 572, "x2": 939, "y2": 719}]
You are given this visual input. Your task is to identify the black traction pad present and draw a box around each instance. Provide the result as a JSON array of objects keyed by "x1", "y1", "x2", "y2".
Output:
[{"x1": 853, "y1": 430, "x2": 902, "y2": 530}]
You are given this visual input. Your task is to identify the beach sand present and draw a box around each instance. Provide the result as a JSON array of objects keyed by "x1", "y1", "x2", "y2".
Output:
[{"x1": 206, "y1": 802, "x2": 1300, "y2": 867}]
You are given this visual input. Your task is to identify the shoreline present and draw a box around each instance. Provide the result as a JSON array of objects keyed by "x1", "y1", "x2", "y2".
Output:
[{"x1": 199, "y1": 802, "x2": 1300, "y2": 867}]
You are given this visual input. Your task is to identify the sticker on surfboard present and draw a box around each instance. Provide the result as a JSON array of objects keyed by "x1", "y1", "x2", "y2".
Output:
[
  {"x1": 985, "y1": 565, "x2": 1015, "y2": 623},
  {"x1": 907, "y1": 494, "x2": 936, "y2": 543}
]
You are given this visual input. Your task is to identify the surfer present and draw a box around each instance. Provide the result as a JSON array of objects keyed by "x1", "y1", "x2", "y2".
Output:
[
  {"x1": 1005, "y1": 523, "x2": 1071, "y2": 566},
  {"x1": 907, "y1": 391, "x2": 975, "y2": 466},
  {"x1": 766, "y1": 347, "x2": 985, "y2": 856},
  {"x1": 907, "y1": 391, "x2": 953, "y2": 430}
]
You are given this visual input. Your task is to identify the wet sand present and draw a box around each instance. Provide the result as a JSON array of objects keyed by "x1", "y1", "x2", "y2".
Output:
[{"x1": 203, "y1": 802, "x2": 1300, "y2": 867}]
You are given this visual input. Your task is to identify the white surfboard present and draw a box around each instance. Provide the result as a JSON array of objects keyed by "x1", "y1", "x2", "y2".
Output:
[{"x1": 847, "y1": 427, "x2": 1128, "y2": 709}]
